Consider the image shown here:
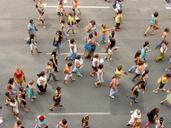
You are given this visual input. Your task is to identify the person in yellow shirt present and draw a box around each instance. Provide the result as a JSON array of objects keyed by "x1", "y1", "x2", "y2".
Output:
[
  {"x1": 66, "y1": 13, "x2": 75, "y2": 34},
  {"x1": 153, "y1": 73, "x2": 171, "y2": 93},
  {"x1": 115, "y1": 10, "x2": 123, "y2": 31}
]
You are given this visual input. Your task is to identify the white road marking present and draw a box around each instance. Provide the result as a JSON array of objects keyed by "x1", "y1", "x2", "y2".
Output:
[
  {"x1": 166, "y1": 6, "x2": 171, "y2": 9},
  {"x1": 44, "y1": 4, "x2": 110, "y2": 9},
  {"x1": 48, "y1": 112, "x2": 111, "y2": 116}
]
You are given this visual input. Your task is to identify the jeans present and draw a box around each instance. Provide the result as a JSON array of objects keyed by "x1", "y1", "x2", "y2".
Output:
[
  {"x1": 72, "y1": 67, "x2": 82, "y2": 76},
  {"x1": 47, "y1": 72, "x2": 57, "y2": 81},
  {"x1": 67, "y1": 52, "x2": 76, "y2": 60},
  {"x1": 55, "y1": 45, "x2": 61, "y2": 54},
  {"x1": 128, "y1": 65, "x2": 136, "y2": 73},
  {"x1": 109, "y1": 88, "x2": 117, "y2": 97}
]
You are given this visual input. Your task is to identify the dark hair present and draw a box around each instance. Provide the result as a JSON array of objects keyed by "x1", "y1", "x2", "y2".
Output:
[
  {"x1": 89, "y1": 33, "x2": 93, "y2": 39},
  {"x1": 117, "y1": 65, "x2": 122, "y2": 71},
  {"x1": 94, "y1": 54, "x2": 99, "y2": 58},
  {"x1": 134, "y1": 50, "x2": 141, "y2": 58},
  {"x1": 56, "y1": 86, "x2": 61, "y2": 91},
  {"x1": 153, "y1": 12, "x2": 158, "y2": 17},
  {"x1": 5, "y1": 92, "x2": 10, "y2": 97},
  {"x1": 61, "y1": 20, "x2": 65, "y2": 24},
  {"x1": 164, "y1": 28, "x2": 169, "y2": 32},
  {"x1": 29, "y1": 19, "x2": 33, "y2": 24},
  {"x1": 111, "y1": 30, "x2": 115, "y2": 38},
  {"x1": 62, "y1": 119, "x2": 67, "y2": 125},
  {"x1": 16, "y1": 120, "x2": 22, "y2": 126},
  {"x1": 143, "y1": 41, "x2": 150, "y2": 47},
  {"x1": 37, "y1": 71, "x2": 45, "y2": 77},
  {"x1": 90, "y1": 20, "x2": 96, "y2": 26},
  {"x1": 142, "y1": 69, "x2": 149, "y2": 78},
  {"x1": 67, "y1": 62, "x2": 73, "y2": 67},
  {"x1": 150, "y1": 108, "x2": 160, "y2": 115},
  {"x1": 98, "y1": 64, "x2": 104, "y2": 69},
  {"x1": 70, "y1": 38, "x2": 75, "y2": 44},
  {"x1": 76, "y1": 55, "x2": 81, "y2": 59},
  {"x1": 8, "y1": 78, "x2": 14, "y2": 85}
]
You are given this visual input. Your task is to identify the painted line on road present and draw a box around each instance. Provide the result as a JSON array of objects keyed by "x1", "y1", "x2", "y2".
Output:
[
  {"x1": 46, "y1": 52, "x2": 108, "y2": 55},
  {"x1": 48, "y1": 112, "x2": 111, "y2": 116},
  {"x1": 166, "y1": 6, "x2": 171, "y2": 9},
  {"x1": 44, "y1": 4, "x2": 110, "y2": 9}
]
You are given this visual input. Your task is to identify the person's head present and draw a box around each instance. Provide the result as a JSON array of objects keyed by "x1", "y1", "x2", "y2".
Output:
[
  {"x1": 10, "y1": 98, "x2": 15, "y2": 103},
  {"x1": 89, "y1": 33, "x2": 93, "y2": 39},
  {"x1": 153, "y1": 11, "x2": 158, "y2": 17},
  {"x1": 137, "y1": 61, "x2": 144, "y2": 66},
  {"x1": 134, "y1": 50, "x2": 141, "y2": 58},
  {"x1": 39, "y1": 115, "x2": 45, "y2": 122},
  {"x1": 51, "y1": 50, "x2": 57, "y2": 56},
  {"x1": 164, "y1": 28, "x2": 170, "y2": 33},
  {"x1": 98, "y1": 64, "x2": 104, "y2": 69},
  {"x1": 117, "y1": 65, "x2": 123, "y2": 71},
  {"x1": 61, "y1": 20, "x2": 65, "y2": 24},
  {"x1": 111, "y1": 30, "x2": 115, "y2": 38},
  {"x1": 143, "y1": 41, "x2": 150, "y2": 48},
  {"x1": 90, "y1": 20, "x2": 96, "y2": 26},
  {"x1": 67, "y1": 62, "x2": 73, "y2": 67},
  {"x1": 62, "y1": 118, "x2": 67, "y2": 125},
  {"x1": 8, "y1": 78, "x2": 14, "y2": 85},
  {"x1": 165, "y1": 73, "x2": 171, "y2": 78},
  {"x1": 151, "y1": 107, "x2": 160, "y2": 114},
  {"x1": 5, "y1": 92, "x2": 10, "y2": 97},
  {"x1": 56, "y1": 86, "x2": 61, "y2": 92},
  {"x1": 118, "y1": 10, "x2": 122, "y2": 14},
  {"x1": 37, "y1": 71, "x2": 45, "y2": 77},
  {"x1": 84, "y1": 114, "x2": 89, "y2": 120},
  {"x1": 29, "y1": 19, "x2": 34, "y2": 24},
  {"x1": 101, "y1": 24, "x2": 106, "y2": 29},
  {"x1": 76, "y1": 55, "x2": 81, "y2": 60},
  {"x1": 70, "y1": 38, "x2": 75, "y2": 44},
  {"x1": 29, "y1": 80, "x2": 34, "y2": 85},
  {"x1": 94, "y1": 54, "x2": 99, "y2": 59},
  {"x1": 16, "y1": 120, "x2": 22, "y2": 126},
  {"x1": 68, "y1": 12, "x2": 73, "y2": 17},
  {"x1": 56, "y1": 30, "x2": 62, "y2": 36}
]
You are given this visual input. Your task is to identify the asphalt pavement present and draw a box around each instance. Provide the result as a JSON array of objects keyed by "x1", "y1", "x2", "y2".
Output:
[{"x1": 0, "y1": 0, "x2": 171, "y2": 127}]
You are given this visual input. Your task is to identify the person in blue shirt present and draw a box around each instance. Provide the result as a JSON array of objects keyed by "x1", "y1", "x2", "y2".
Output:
[
  {"x1": 27, "y1": 19, "x2": 38, "y2": 44},
  {"x1": 140, "y1": 41, "x2": 150, "y2": 62},
  {"x1": 34, "y1": 115, "x2": 48, "y2": 128}
]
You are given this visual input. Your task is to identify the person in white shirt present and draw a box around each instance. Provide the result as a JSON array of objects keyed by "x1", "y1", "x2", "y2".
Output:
[
  {"x1": 127, "y1": 109, "x2": 141, "y2": 126},
  {"x1": 72, "y1": 55, "x2": 83, "y2": 77},
  {"x1": 95, "y1": 64, "x2": 104, "y2": 87},
  {"x1": 65, "y1": 39, "x2": 77, "y2": 61},
  {"x1": 90, "y1": 54, "x2": 100, "y2": 77},
  {"x1": 36, "y1": 71, "x2": 47, "y2": 94}
]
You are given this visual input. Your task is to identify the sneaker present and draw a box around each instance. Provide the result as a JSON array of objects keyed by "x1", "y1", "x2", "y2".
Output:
[{"x1": 110, "y1": 95, "x2": 115, "y2": 99}]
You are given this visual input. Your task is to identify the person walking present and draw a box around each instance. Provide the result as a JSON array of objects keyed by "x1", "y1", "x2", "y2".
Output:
[
  {"x1": 36, "y1": 71, "x2": 47, "y2": 94},
  {"x1": 49, "y1": 87, "x2": 63, "y2": 111},
  {"x1": 65, "y1": 38, "x2": 78, "y2": 61},
  {"x1": 109, "y1": 75, "x2": 119, "y2": 99},
  {"x1": 81, "y1": 115, "x2": 90, "y2": 128},
  {"x1": 90, "y1": 54, "x2": 100, "y2": 77},
  {"x1": 63, "y1": 62, "x2": 75, "y2": 84},
  {"x1": 153, "y1": 73, "x2": 171, "y2": 93},
  {"x1": 45, "y1": 60, "x2": 58, "y2": 82},
  {"x1": 56, "y1": 118, "x2": 69, "y2": 128},
  {"x1": 34, "y1": 115, "x2": 48, "y2": 128},
  {"x1": 95, "y1": 64, "x2": 104, "y2": 87},
  {"x1": 27, "y1": 19, "x2": 38, "y2": 44},
  {"x1": 144, "y1": 11, "x2": 159, "y2": 36},
  {"x1": 13, "y1": 67, "x2": 26, "y2": 87},
  {"x1": 143, "y1": 108, "x2": 160, "y2": 128},
  {"x1": 72, "y1": 55, "x2": 83, "y2": 77},
  {"x1": 53, "y1": 31, "x2": 63, "y2": 55},
  {"x1": 127, "y1": 109, "x2": 141, "y2": 127}
]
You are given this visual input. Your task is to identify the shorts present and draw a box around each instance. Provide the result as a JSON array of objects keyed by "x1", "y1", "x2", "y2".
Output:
[
  {"x1": 92, "y1": 66, "x2": 98, "y2": 72},
  {"x1": 64, "y1": 74, "x2": 72, "y2": 80},
  {"x1": 30, "y1": 42, "x2": 37, "y2": 50},
  {"x1": 115, "y1": 23, "x2": 120, "y2": 29},
  {"x1": 159, "y1": 83, "x2": 165, "y2": 89}
]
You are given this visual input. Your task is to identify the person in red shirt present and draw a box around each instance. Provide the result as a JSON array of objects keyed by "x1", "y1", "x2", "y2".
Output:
[{"x1": 13, "y1": 67, "x2": 26, "y2": 87}]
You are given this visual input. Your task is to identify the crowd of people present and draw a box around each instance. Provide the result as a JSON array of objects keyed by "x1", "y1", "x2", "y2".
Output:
[{"x1": 1, "y1": 0, "x2": 171, "y2": 127}]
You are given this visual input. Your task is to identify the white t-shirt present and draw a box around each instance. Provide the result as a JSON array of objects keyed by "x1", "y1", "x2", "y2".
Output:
[
  {"x1": 69, "y1": 43, "x2": 77, "y2": 53},
  {"x1": 92, "y1": 58, "x2": 99, "y2": 67},
  {"x1": 37, "y1": 76, "x2": 47, "y2": 86}
]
